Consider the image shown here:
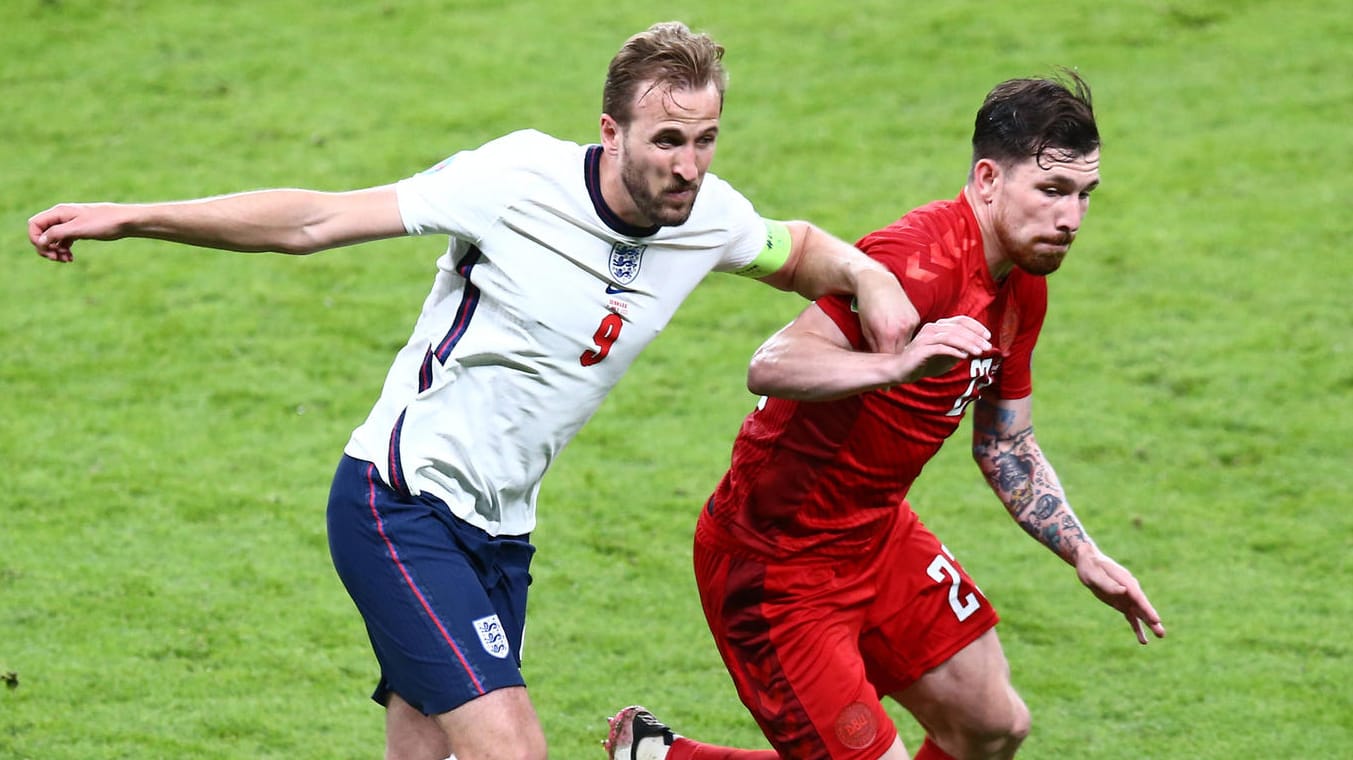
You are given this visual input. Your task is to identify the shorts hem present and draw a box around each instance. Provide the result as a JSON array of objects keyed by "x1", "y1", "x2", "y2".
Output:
[{"x1": 894, "y1": 612, "x2": 1000, "y2": 694}]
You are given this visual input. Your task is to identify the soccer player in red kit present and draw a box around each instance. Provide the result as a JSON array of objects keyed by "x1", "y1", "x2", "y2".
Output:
[{"x1": 605, "y1": 72, "x2": 1166, "y2": 760}]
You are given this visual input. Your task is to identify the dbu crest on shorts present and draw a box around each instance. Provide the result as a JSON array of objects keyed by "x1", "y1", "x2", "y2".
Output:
[
  {"x1": 474, "y1": 614, "x2": 511, "y2": 659},
  {"x1": 608, "y1": 242, "x2": 646, "y2": 284}
]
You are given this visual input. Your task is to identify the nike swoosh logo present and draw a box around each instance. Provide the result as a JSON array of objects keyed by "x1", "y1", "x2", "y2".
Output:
[{"x1": 605, "y1": 284, "x2": 636, "y2": 295}]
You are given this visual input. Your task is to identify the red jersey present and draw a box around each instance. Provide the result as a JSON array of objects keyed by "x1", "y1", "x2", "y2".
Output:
[{"x1": 705, "y1": 192, "x2": 1048, "y2": 559}]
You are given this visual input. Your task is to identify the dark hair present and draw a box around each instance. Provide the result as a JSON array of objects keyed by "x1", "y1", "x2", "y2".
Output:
[
  {"x1": 971, "y1": 69, "x2": 1098, "y2": 169},
  {"x1": 602, "y1": 21, "x2": 727, "y2": 126}
]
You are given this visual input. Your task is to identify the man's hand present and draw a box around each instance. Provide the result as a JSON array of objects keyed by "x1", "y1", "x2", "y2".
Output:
[
  {"x1": 1075, "y1": 548, "x2": 1167, "y2": 645},
  {"x1": 891, "y1": 316, "x2": 991, "y2": 383},
  {"x1": 28, "y1": 203, "x2": 130, "y2": 262}
]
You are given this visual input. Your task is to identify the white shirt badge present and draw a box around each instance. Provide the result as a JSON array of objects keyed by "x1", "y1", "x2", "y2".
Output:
[{"x1": 608, "y1": 243, "x2": 646, "y2": 285}]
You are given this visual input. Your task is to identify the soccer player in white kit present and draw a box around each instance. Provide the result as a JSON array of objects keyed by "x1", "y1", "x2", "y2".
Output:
[{"x1": 28, "y1": 22, "x2": 918, "y2": 760}]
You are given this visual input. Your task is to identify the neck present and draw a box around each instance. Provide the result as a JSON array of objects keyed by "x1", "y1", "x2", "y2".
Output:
[
  {"x1": 597, "y1": 149, "x2": 651, "y2": 228},
  {"x1": 963, "y1": 184, "x2": 1013, "y2": 282}
]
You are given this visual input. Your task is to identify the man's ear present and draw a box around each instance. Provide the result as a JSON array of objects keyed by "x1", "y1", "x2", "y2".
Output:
[
  {"x1": 599, "y1": 114, "x2": 622, "y2": 156},
  {"x1": 972, "y1": 158, "x2": 1001, "y2": 204}
]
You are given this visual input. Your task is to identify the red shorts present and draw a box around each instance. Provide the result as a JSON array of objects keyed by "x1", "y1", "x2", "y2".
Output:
[{"x1": 693, "y1": 507, "x2": 998, "y2": 760}]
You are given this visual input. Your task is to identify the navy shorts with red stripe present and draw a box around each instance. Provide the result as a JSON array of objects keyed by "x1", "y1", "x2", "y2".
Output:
[{"x1": 326, "y1": 454, "x2": 535, "y2": 716}]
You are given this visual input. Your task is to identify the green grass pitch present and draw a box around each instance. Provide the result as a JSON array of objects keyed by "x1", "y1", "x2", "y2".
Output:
[{"x1": 3, "y1": 1, "x2": 1350, "y2": 757}]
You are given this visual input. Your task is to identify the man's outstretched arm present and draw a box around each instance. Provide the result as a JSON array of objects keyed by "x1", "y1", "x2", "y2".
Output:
[{"x1": 29, "y1": 185, "x2": 405, "y2": 262}]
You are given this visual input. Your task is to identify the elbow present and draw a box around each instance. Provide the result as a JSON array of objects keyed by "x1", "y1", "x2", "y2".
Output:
[
  {"x1": 274, "y1": 232, "x2": 326, "y2": 256},
  {"x1": 281, "y1": 210, "x2": 354, "y2": 254},
  {"x1": 971, "y1": 440, "x2": 998, "y2": 473},
  {"x1": 746, "y1": 350, "x2": 776, "y2": 397},
  {"x1": 747, "y1": 350, "x2": 833, "y2": 401},
  {"x1": 746, "y1": 371, "x2": 775, "y2": 398},
  {"x1": 747, "y1": 344, "x2": 803, "y2": 398},
  {"x1": 231, "y1": 230, "x2": 322, "y2": 256},
  {"x1": 972, "y1": 456, "x2": 992, "y2": 481},
  {"x1": 971, "y1": 434, "x2": 1022, "y2": 477}
]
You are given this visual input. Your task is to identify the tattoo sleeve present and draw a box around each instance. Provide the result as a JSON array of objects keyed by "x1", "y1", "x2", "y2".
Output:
[{"x1": 971, "y1": 401, "x2": 1093, "y2": 565}]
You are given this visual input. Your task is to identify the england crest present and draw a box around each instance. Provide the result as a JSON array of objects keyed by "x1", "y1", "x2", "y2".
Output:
[
  {"x1": 473, "y1": 614, "x2": 511, "y2": 659},
  {"x1": 608, "y1": 242, "x2": 647, "y2": 285}
]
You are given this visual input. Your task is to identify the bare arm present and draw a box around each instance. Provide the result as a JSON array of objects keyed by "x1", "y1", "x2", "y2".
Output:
[
  {"x1": 28, "y1": 185, "x2": 405, "y2": 262},
  {"x1": 746, "y1": 306, "x2": 991, "y2": 401},
  {"x1": 756, "y1": 221, "x2": 919, "y2": 353},
  {"x1": 971, "y1": 394, "x2": 1166, "y2": 644}
]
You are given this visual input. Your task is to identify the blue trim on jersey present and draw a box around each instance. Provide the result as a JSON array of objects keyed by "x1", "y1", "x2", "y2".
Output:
[
  {"x1": 433, "y1": 247, "x2": 484, "y2": 365},
  {"x1": 417, "y1": 345, "x2": 437, "y2": 396},
  {"x1": 387, "y1": 408, "x2": 409, "y2": 494},
  {"x1": 584, "y1": 145, "x2": 660, "y2": 238},
  {"x1": 389, "y1": 247, "x2": 484, "y2": 494}
]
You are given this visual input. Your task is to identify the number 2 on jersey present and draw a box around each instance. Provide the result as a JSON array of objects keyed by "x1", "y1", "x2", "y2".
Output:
[
  {"x1": 927, "y1": 546, "x2": 981, "y2": 622},
  {"x1": 580, "y1": 312, "x2": 624, "y2": 367}
]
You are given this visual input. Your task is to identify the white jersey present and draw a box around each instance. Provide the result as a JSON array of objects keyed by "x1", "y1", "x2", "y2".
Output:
[{"x1": 344, "y1": 129, "x2": 784, "y2": 536}]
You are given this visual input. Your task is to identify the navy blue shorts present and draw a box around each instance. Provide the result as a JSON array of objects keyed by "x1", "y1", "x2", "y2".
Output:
[{"x1": 326, "y1": 454, "x2": 535, "y2": 716}]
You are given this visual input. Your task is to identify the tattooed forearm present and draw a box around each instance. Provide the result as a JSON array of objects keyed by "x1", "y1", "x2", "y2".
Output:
[
  {"x1": 974, "y1": 418, "x2": 1093, "y2": 565},
  {"x1": 1040, "y1": 523, "x2": 1062, "y2": 554},
  {"x1": 1024, "y1": 499, "x2": 1090, "y2": 561},
  {"x1": 988, "y1": 449, "x2": 1035, "y2": 511},
  {"x1": 1034, "y1": 493, "x2": 1060, "y2": 520},
  {"x1": 1049, "y1": 514, "x2": 1088, "y2": 561}
]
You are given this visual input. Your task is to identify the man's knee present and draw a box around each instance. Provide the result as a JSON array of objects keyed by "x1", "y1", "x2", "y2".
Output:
[
  {"x1": 949, "y1": 686, "x2": 1030, "y2": 759},
  {"x1": 983, "y1": 687, "x2": 1030, "y2": 754},
  {"x1": 903, "y1": 682, "x2": 1030, "y2": 760},
  {"x1": 896, "y1": 629, "x2": 1031, "y2": 759}
]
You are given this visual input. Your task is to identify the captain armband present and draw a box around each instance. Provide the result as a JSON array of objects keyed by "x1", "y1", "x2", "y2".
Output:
[{"x1": 730, "y1": 218, "x2": 793, "y2": 279}]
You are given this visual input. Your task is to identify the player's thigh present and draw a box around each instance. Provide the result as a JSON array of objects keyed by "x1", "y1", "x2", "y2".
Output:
[
  {"x1": 433, "y1": 685, "x2": 545, "y2": 760},
  {"x1": 386, "y1": 693, "x2": 451, "y2": 760},
  {"x1": 890, "y1": 628, "x2": 1028, "y2": 747},
  {"x1": 694, "y1": 541, "x2": 899, "y2": 760}
]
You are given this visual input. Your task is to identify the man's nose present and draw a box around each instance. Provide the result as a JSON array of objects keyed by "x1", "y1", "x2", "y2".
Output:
[
  {"x1": 672, "y1": 144, "x2": 698, "y2": 182},
  {"x1": 1057, "y1": 196, "x2": 1086, "y2": 233}
]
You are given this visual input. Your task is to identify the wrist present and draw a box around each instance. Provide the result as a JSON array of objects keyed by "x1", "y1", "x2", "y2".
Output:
[
  {"x1": 850, "y1": 258, "x2": 893, "y2": 289},
  {"x1": 850, "y1": 266, "x2": 904, "y2": 316},
  {"x1": 1069, "y1": 539, "x2": 1102, "y2": 567}
]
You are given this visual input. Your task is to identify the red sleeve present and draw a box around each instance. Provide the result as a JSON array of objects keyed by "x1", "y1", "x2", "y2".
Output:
[
  {"x1": 986, "y1": 273, "x2": 1047, "y2": 400},
  {"x1": 815, "y1": 293, "x2": 864, "y2": 348},
  {"x1": 816, "y1": 224, "x2": 948, "y2": 350}
]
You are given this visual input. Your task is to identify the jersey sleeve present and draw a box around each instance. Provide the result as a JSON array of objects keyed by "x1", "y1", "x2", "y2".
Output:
[
  {"x1": 395, "y1": 130, "x2": 546, "y2": 241},
  {"x1": 815, "y1": 225, "x2": 946, "y2": 349},
  {"x1": 986, "y1": 274, "x2": 1047, "y2": 400},
  {"x1": 703, "y1": 177, "x2": 792, "y2": 278}
]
